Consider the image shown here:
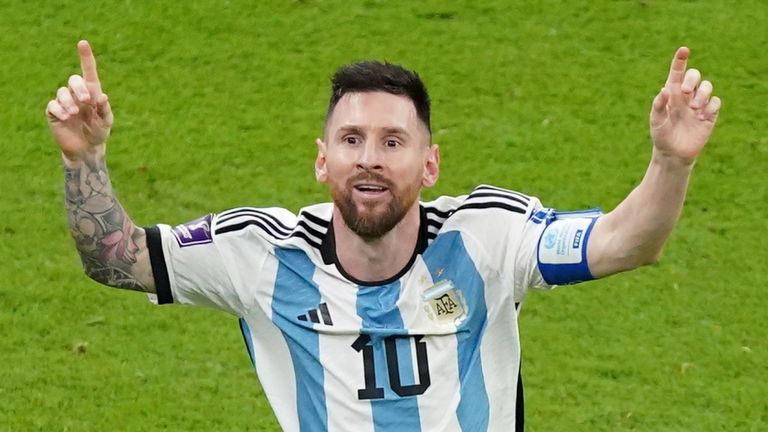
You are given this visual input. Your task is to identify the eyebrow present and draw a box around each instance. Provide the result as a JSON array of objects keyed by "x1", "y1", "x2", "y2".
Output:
[
  {"x1": 336, "y1": 125, "x2": 411, "y2": 137},
  {"x1": 382, "y1": 126, "x2": 410, "y2": 137},
  {"x1": 337, "y1": 125, "x2": 365, "y2": 136}
]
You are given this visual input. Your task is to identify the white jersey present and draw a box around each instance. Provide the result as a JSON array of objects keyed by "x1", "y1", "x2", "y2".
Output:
[{"x1": 145, "y1": 185, "x2": 600, "y2": 432}]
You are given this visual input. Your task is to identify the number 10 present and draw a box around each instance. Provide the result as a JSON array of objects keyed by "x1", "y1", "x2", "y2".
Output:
[{"x1": 351, "y1": 334, "x2": 431, "y2": 400}]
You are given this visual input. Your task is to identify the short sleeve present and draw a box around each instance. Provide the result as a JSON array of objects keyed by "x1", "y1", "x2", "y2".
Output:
[
  {"x1": 513, "y1": 203, "x2": 602, "y2": 292},
  {"x1": 145, "y1": 213, "x2": 245, "y2": 316}
]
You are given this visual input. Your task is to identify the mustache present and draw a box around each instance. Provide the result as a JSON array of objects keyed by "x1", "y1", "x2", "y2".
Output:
[{"x1": 346, "y1": 170, "x2": 394, "y2": 189}]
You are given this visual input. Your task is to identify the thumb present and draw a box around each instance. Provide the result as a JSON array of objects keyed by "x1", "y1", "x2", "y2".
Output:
[
  {"x1": 650, "y1": 87, "x2": 669, "y2": 128},
  {"x1": 96, "y1": 93, "x2": 114, "y2": 127}
]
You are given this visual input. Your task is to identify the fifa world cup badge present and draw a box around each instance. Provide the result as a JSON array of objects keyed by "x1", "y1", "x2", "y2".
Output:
[{"x1": 421, "y1": 279, "x2": 468, "y2": 326}]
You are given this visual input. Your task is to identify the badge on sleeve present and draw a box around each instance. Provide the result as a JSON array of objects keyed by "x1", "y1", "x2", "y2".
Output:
[{"x1": 172, "y1": 214, "x2": 214, "y2": 247}]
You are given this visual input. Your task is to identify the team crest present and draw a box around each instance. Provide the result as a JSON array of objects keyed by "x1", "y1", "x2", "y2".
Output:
[{"x1": 421, "y1": 279, "x2": 468, "y2": 325}]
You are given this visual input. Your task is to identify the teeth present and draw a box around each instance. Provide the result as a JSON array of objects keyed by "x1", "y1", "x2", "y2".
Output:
[{"x1": 357, "y1": 185, "x2": 385, "y2": 192}]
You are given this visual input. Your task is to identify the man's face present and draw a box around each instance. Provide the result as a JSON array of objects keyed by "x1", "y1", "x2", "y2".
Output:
[{"x1": 315, "y1": 91, "x2": 439, "y2": 239}]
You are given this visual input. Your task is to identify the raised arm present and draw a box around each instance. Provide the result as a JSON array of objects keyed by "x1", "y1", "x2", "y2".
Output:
[
  {"x1": 587, "y1": 47, "x2": 722, "y2": 278},
  {"x1": 46, "y1": 41, "x2": 155, "y2": 292}
]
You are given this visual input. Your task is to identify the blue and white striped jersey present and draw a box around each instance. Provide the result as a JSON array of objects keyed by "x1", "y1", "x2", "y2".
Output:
[{"x1": 145, "y1": 185, "x2": 600, "y2": 432}]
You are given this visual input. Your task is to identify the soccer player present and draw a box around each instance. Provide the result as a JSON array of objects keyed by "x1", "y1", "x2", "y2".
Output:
[{"x1": 47, "y1": 40, "x2": 720, "y2": 431}]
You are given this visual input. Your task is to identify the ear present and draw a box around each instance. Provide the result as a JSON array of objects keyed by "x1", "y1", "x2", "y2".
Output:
[
  {"x1": 314, "y1": 138, "x2": 328, "y2": 183},
  {"x1": 422, "y1": 144, "x2": 440, "y2": 188}
]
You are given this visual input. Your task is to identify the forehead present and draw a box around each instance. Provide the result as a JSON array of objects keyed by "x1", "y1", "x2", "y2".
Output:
[{"x1": 327, "y1": 92, "x2": 421, "y2": 134}]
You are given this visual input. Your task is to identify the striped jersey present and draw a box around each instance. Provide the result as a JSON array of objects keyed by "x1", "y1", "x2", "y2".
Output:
[{"x1": 145, "y1": 185, "x2": 600, "y2": 431}]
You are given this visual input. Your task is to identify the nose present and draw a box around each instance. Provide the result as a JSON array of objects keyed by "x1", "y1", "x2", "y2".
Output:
[{"x1": 356, "y1": 141, "x2": 383, "y2": 171}]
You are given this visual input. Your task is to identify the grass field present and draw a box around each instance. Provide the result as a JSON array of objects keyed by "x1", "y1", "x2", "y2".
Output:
[{"x1": 1, "y1": 0, "x2": 767, "y2": 430}]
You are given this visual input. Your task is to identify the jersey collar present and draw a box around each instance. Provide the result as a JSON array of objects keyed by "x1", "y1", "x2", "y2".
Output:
[{"x1": 320, "y1": 205, "x2": 428, "y2": 286}]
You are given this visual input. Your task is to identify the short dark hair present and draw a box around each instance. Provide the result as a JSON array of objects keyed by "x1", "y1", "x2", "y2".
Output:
[{"x1": 327, "y1": 61, "x2": 431, "y2": 134}]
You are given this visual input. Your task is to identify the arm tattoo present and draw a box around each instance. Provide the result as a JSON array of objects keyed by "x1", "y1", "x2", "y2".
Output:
[{"x1": 64, "y1": 156, "x2": 151, "y2": 292}]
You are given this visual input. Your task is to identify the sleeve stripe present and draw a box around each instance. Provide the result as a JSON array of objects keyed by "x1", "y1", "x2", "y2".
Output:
[
  {"x1": 145, "y1": 226, "x2": 173, "y2": 304},
  {"x1": 217, "y1": 208, "x2": 293, "y2": 232},
  {"x1": 219, "y1": 212, "x2": 292, "y2": 237},
  {"x1": 474, "y1": 184, "x2": 531, "y2": 203},
  {"x1": 456, "y1": 202, "x2": 527, "y2": 215},
  {"x1": 424, "y1": 206, "x2": 453, "y2": 219},
  {"x1": 300, "y1": 210, "x2": 331, "y2": 228},
  {"x1": 466, "y1": 191, "x2": 529, "y2": 207},
  {"x1": 425, "y1": 218, "x2": 444, "y2": 229},
  {"x1": 215, "y1": 219, "x2": 323, "y2": 249}
]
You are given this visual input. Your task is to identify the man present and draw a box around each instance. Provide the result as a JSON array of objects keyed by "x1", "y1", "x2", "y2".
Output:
[{"x1": 47, "y1": 40, "x2": 720, "y2": 431}]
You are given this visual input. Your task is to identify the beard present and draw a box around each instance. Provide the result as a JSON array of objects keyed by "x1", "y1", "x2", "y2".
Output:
[{"x1": 331, "y1": 170, "x2": 420, "y2": 240}]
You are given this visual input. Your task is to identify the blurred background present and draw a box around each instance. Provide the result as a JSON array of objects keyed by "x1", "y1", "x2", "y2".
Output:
[{"x1": 1, "y1": 1, "x2": 766, "y2": 430}]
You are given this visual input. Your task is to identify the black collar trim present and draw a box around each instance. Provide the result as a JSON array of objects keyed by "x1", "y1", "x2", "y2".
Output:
[{"x1": 320, "y1": 206, "x2": 428, "y2": 286}]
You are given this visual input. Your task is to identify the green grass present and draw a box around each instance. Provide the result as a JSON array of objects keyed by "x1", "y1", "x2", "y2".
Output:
[{"x1": 1, "y1": 0, "x2": 767, "y2": 430}]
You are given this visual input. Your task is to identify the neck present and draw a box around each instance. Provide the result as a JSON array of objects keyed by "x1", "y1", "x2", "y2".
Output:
[{"x1": 333, "y1": 203, "x2": 422, "y2": 283}]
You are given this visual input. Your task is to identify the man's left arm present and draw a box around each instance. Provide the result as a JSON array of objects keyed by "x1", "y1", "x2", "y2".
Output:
[{"x1": 587, "y1": 47, "x2": 721, "y2": 278}]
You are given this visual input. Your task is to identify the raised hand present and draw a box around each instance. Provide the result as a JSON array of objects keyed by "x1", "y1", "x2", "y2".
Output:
[
  {"x1": 46, "y1": 40, "x2": 113, "y2": 160},
  {"x1": 649, "y1": 47, "x2": 721, "y2": 165}
]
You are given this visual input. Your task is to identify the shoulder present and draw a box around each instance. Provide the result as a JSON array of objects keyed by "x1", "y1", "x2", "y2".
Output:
[
  {"x1": 422, "y1": 185, "x2": 544, "y2": 250},
  {"x1": 211, "y1": 203, "x2": 333, "y2": 250},
  {"x1": 421, "y1": 185, "x2": 543, "y2": 271},
  {"x1": 422, "y1": 185, "x2": 538, "y2": 226},
  {"x1": 461, "y1": 184, "x2": 533, "y2": 215}
]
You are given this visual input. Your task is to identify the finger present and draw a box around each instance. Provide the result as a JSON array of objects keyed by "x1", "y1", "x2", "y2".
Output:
[
  {"x1": 650, "y1": 87, "x2": 671, "y2": 128},
  {"x1": 652, "y1": 87, "x2": 669, "y2": 113},
  {"x1": 665, "y1": 46, "x2": 690, "y2": 86},
  {"x1": 681, "y1": 68, "x2": 701, "y2": 95},
  {"x1": 700, "y1": 96, "x2": 721, "y2": 121},
  {"x1": 653, "y1": 88, "x2": 669, "y2": 112},
  {"x1": 96, "y1": 93, "x2": 114, "y2": 126},
  {"x1": 46, "y1": 99, "x2": 70, "y2": 121},
  {"x1": 56, "y1": 86, "x2": 79, "y2": 115},
  {"x1": 78, "y1": 40, "x2": 102, "y2": 94},
  {"x1": 68, "y1": 74, "x2": 91, "y2": 104},
  {"x1": 691, "y1": 80, "x2": 713, "y2": 109}
]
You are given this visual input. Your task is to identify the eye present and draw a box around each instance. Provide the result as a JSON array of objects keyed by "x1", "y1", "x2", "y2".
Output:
[
  {"x1": 385, "y1": 139, "x2": 401, "y2": 148},
  {"x1": 344, "y1": 135, "x2": 360, "y2": 145}
]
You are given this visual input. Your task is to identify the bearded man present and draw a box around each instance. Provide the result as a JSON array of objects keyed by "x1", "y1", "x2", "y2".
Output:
[{"x1": 47, "y1": 40, "x2": 720, "y2": 431}]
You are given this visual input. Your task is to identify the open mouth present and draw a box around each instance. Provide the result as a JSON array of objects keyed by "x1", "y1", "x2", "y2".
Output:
[{"x1": 354, "y1": 184, "x2": 389, "y2": 193}]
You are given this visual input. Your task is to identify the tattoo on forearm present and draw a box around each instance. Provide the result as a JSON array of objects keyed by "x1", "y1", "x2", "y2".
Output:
[{"x1": 64, "y1": 156, "x2": 148, "y2": 291}]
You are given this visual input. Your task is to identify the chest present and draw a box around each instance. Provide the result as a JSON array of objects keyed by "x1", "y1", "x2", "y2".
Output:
[{"x1": 268, "y1": 231, "x2": 500, "y2": 338}]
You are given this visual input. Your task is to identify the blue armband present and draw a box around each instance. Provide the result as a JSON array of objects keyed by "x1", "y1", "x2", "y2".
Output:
[{"x1": 536, "y1": 209, "x2": 601, "y2": 285}]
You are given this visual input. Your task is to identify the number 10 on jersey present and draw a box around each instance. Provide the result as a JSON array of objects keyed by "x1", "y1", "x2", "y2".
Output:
[{"x1": 351, "y1": 334, "x2": 431, "y2": 400}]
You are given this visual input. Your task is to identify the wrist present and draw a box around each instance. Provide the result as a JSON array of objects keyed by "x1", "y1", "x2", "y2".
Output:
[
  {"x1": 61, "y1": 144, "x2": 106, "y2": 166},
  {"x1": 650, "y1": 148, "x2": 696, "y2": 172}
]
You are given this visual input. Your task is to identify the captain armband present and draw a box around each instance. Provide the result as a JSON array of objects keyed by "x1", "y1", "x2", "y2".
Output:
[{"x1": 535, "y1": 209, "x2": 601, "y2": 285}]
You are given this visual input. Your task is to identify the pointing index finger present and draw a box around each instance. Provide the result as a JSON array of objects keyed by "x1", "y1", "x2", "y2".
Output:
[
  {"x1": 77, "y1": 40, "x2": 102, "y2": 94},
  {"x1": 665, "y1": 46, "x2": 690, "y2": 86}
]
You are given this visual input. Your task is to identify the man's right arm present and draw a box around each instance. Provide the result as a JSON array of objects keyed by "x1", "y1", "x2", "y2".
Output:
[
  {"x1": 63, "y1": 151, "x2": 155, "y2": 292},
  {"x1": 47, "y1": 40, "x2": 155, "y2": 293}
]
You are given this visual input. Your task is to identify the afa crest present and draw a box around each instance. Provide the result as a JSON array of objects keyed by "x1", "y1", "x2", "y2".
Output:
[{"x1": 421, "y1": 279, "x2": 468, "y2": 325}]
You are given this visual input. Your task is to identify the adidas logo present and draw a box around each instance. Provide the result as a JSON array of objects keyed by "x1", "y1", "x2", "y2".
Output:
[{"x1": 297, "y1": 302, "x2": 334, "y2": 326}]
